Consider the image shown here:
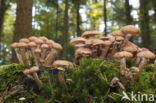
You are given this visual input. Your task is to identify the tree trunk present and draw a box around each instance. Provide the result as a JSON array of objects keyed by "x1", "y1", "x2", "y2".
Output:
[
  {"x1": 62, "y1": 0, "x2": 69, "y2": 59},
  {"x1": 139, "y1": 0, "x2": 151, "y2": 48},
  {"x1": 55, "y1": 0, "x2": 59, "y2": 38},
  {"x1": 103, "y1": 0, "x2": 107, "y2": 36},
  {"x1": 76, "y1": 4, "x2": 81, "y2": 36},
  {"x1": 152, "y1": 0, "x2": 156, "y2": 22},
  {"x1": 12, "y1": 0, "x2": 33, "y2": 63},
  {"x1": 125, "y1": 0, "x2": 132, "y2": 24},
  {"x1": 0, "y1": 0, "x2": 9, "y2": 64}
]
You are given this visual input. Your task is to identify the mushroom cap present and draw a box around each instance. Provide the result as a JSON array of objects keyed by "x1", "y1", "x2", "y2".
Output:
[
  {"x1": 110, "y1": 77, "x2": 119, "y2": 87},
  {"x1": 29, "y1": 67, "x2": 39, "y2": 73},
  {"x1": 115, "y1": 36, "x2": 124, "y2": 41},
  {"x1": 85, "y1": 39, "x2": 94, "y2": 45},
  {"x1": 23, "y1": 69, "x2": 30, "y2": 75},
  {"x1": 75, "y1": 48, "x2": 92, "y2": 57},
  {"x1": 70, "y1": 37, "x2": 86, "y2": 47},
  {"x1": 53, "y1": 43, "x2": 63, "y2": 51},
  {"x1": 137, "y1": 50, "x2": 155, "y2": 59},
  {"x1": 41, "y1": 44, "x2": 49, "y2": 49},
  {"x1": 19, "y1": 38, "x2": 30, "y2": 43},
  {"x1": 121, "y1": 25, "x2": 140, "y2": 35},
  {"x1": 110, "y1": 30, "x2": 125, "y2": 37},
  {"x1": 53, "y1": 60, "x2": 73, "y2": 68},
  {"x1": 81, "y1": 30, "x2": 101, "y2": 38},
  {"x1": 11, "y1": 43, "x2": 18, "y2": 48},
  {"x1": 29, "y1": 36, "x2": 38, "y2": 41},
  {"x1": 108, "y1": 35, "x2": 115, "y2": 42},
  {"x1": 99, "y1": 36, "x2": 110, "y2": 41},
  {"x1": 92, "y1": 39, "x2": 105, "y2": 46},
  {"x1": 17, "y1": 42, "x2": 28, "y2": 48},
  {"x1": 28, "y1": 42, "x2": 37, "y2": 47},
  {"x1": 103, "y1": 40, "x2": 112, "y2": 46},
  {"x1": 35, "y1": 48, "x2": 41, "y2": 53},
  {"x1": 46, "y1": 40, "x2": 54, "y2": 48},
  {"x1": 35, "y1": 39, "x2": 44, "y2": 45},
  {"x1": 114, "y1": 51, "x2": 133, "y2": 59},
  {"x1": 123, "y1": 41, "x2": 138, "y2": 52},
  {"x1": 39, "y1": 36, "x2": 48, "y2": 42}
]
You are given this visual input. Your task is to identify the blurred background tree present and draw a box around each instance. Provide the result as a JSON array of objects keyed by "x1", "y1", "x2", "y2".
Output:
[{"x1": 0, "y1": 0, "x2": 156, "y2": 65}]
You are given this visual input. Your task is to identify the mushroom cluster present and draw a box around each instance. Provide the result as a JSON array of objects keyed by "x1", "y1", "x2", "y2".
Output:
[
  {"x1": 11, "y1": 36, "x2": 73, "y2": 89},
  {"x1": 70, "y1": 25, "x2": 156, "y2": 90},
  {"x1": 11, "y1": 36, "x2": 63, "y2": 67}
]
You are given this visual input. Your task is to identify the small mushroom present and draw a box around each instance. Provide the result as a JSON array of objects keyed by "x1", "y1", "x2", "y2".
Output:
[
  {"x1": 122, "y1": 41, "x2": 138, "y2": 53},
  {"x1": 114, "y1": 51, "x2": 133, "y2": 75},
  {"x1": 28, "y1": 36, "x2": 38, "y2": 42},
  {"x1": 135, "y1": 49, "x2": 155, "y2": 79},
  {"x1": 39, "y1": 36, "x2": 48, "y2": 43},
  {"x1": 11, "y1": 43, "x2": 24, "y2": 64},
  {"x1": 130, "y1": 67, "x2": 139, "y2": 74},
  {"x1": 81, "y1": 30, "x2": 101, "y2": 39},
  {"x1": 70, "y1": 37, "x2": 87, "y2": 47},
  {"x1": 41, "y1": 44, "x2": 49, "y2": 60},
  {"x1": 110, "y1": 77, "x2": 126, "y2": 91},
  {"x1": 34, "y1": 39, "x2": 44, "y2": 48},
  {"x1": 110, "y1": 30, "x2": 126, "y2": 37},
  {"x1": 29, "y1": 67, "x2": 42, "y2": 89},
  {"x1": 34, "y1": 48, "x2": 42, "y2": 66},
  {"x1": 53, "y1": 60, "x2": 73, "y2": 85},
  {"x1": 23, "y1": 69, "x2": 34, "y2": 80}
]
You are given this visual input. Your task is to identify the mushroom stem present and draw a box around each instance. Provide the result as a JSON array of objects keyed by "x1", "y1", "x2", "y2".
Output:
[
  {"x1": 100, "y1": 46, "x2": 109, "y2": 59},
  {"x1": 135, "y1": 57, "x2": 147, "y2": 79},
  {"x1": 135, "y1": 57, "x2": 141, "y2": 66},
  {"x1": 44, "y1": 49, "x2": 57, "y2": 66},
  {"x1": 20, "y1": 48, "x2": 29, "y2": 65},
  {"x1": 117, "y1": 82, "x2": 126, "y2": 91},
  {"x1": 34, "y1": 53, "x2": 41, "y2": 66},
  {"x1": 27, "y1": 74, "x2": 34, "y2": 80},
  {"x1": 120, "y1": 58, "x2": 126, "y2": 75},
  {"x1": 32, "y1": 72, "x2": 42, "y2": 89},
  {"x1": 109, "y1": 44, "x2": 118, "y2": 59},
  {"x1": 14, "y1": 48, "x2": 24, "y2": 64},
  {"x1": 57, "y1": 68, "x2": 66, "y2": 86}
]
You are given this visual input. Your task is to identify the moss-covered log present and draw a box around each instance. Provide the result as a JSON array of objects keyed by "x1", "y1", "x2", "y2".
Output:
[{"x1": 0, "y1": 59, "x2": 156, "y2": 103}]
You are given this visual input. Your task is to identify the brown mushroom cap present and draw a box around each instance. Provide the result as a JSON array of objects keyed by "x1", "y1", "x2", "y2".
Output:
[
  {"x1": 53, "y1": 43, "x2": 63, "y2": 51},
  {"x1": 130, "y1": 67, "x2": 139, "y2": 72},
  {"x1": 110, "y1": 30, "x2": 125, "y2": 37},
  {"x1": 35, "y1": 39, "x2": 44, "y2": 45},
  {"x1": 19, "y1": 38, "x2": 30, "y2": 43},
  {"x1": 70, "y1": 37, "x2": 87, "y2": 47},
  {"x1": 23, "y1": 69, "x2": 30, "y2": 75},
  {"x1": 100, "y1": 36, "x2": 110, "y2": 41},
  {"x1": 123, "y1": 41, "x2": 138, "y2": 52},
  {"x1": 92, "y1": 39, "x2": 105, "y2": 46},
  {"x1": 29, "y1": 36, "x2": 38, "y2": 41},
  {"x1": 114, "y1": 51, "x2": 133, "y2": 59},
  {"x1": 53, "y1": 60, "x2": 73, "y2": 68},
  {"x1": 81, "y1": 30, "x2": 101, "y2": 38},
  {"x1": 46, "y1": 40, "x2": 54, "y2": 48},
  {"x1": 115, "y1": 36, "x2": 124, "y2": 41},
  {"x1": 35, "y1": 48, "x2": 41, "y2": 53},
  {"x1": 11, "y1": 43, "x2": 18, "y2": 48},
  {"x1": 85, "y1": 39, "x2": 94, "y2": 46},
  {"x1": 17, "y1": 42, "x2": 28, "y2": 48},
  {"x1": 29, "y1": 67, "x2": 39, "y2": 73},
  {"x1": 41, "y1": 44, "x2": 49, "y2": 49},
  {"x1": 137, "y1": 50, "x2": 155, "y2": 59},
  {"x1": 39, "y1": 36, "x2": 48, "y2": 42},
  {"x1": 28, "y1": 42, "x2": 37, "y2": 47},
  {"x1": 103, "y1": 40, "x2": 112, "y2": 46},
  {"x1": 75, "y1": 48, "x2": 92, "y2": 57},
  {"x1": 121, "y1": 25, "x2": 140, "y2": 35}
]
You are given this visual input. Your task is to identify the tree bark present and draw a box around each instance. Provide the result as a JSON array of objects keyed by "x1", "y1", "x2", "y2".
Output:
[
  {"x1": 103, "y1": 0, "x2": 107, "y2": 36},
  {"x1": 12, "y1": 0, "x2": 33, "y2": 63},
  {"x1": 0, "y1": 0, "x2": 9, "y2": 64},
  {"x1": 76, "y1": 3, "x2": 81, "y2": 36},
  {"x1": 55, "y1": 0, "x2": 59, "y2": 38},
  {"x1": 139, "y1": 0, "x2": 151, "y2": 48},
  {"x1": 125, "y1": 0, "x2": 132, "y2": 24},
  {"x1": 62, "y1": 0, "x2": 69, "y2": 59}
]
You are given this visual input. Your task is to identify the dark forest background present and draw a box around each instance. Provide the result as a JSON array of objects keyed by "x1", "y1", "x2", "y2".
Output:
[{"x1": 0, "y1": 0, "x2": 156, "y2": 65}]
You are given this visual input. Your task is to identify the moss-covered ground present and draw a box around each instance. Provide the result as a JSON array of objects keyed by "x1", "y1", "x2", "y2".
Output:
[{"x1": 0, "y1": 58, "x2": 156, "y2": 103}]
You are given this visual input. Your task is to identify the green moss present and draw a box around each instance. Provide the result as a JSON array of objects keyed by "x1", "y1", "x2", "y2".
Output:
[{"x1": 0, "y1": 59, "x2": 156, "y2": 103}]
